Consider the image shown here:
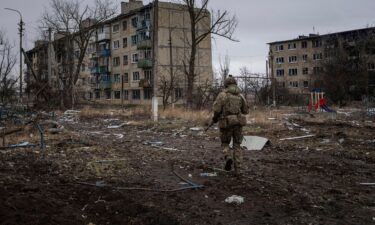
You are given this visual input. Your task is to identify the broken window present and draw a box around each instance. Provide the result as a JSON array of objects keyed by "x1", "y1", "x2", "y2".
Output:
[
  {"x1": 313, "y1": 53, "x2": 323, "y2": 60},
  {"x1": 276, "y1": 69, "x2": 284, "y2": 76},
  {"x1": 276, "y1": 57, "x2": 284, "y2": 64},
  {"x1": 289, "y1": 81, "x2": 298, "y2": 87},
  {"x1": 301, "y1": 41, "x2": 307, "y2": 48},
  {"x1": 131, "y1": 35, "x2": 138, "y2": 45},
  {"x1": 133, "y1": 71, "x2": 140, "y2": 81},
  {"x1": 123, "y1": 90, "x2": 129, "y2": 100},
  {"x1": 114, "y1": 91, "x2": 121, "y2": 99},
  {"x1": 122, "y1": 20, "x2": 128, "y2": 30},
  {"x1": 275, "y1": 45, "x2": 284, "y2": 51},
  {"x1": 313, "y1": 67, "x2": 324, "y2": 75},
  {"x1": 132, "y1": 53, "x2": 139, "y2": 63},
  {"x1": 104, "y1": 89, "x2": 111, "y2": 99},
  {"x1": 312, "y1": 40, "x2": 322, "y2": 48},
  {"x1": 131, "y1": 17, "x2": 138, "y2": 28},
  {"x1": 112, "y1": 23, "x2": 120, "y2": 33},
  {"x1": 288, "y1": 68, "x2": 298, "y2": 76},
  {"x1": 123, "y1": 55, "x2": 129, "y2": 65},
  {"x1": 113, "y1": 74, "x2": 120, "y2": 83},
  {"x1": 302, "y1": 54, "x2": 308, "y2": 62},
  {"x1": 288, "y1": 43, "x2": 297, "y2": 50},
  {"x1": 144, "y1": 88, "x2": 153, "y2": 99},
  {"x1": 113, "y1": 57, "x2": 120, "y2": 67},
  {"x1": 303, "y1": 81, "x2": 309, "y2": 88},
  {"x1": 144, "y1": 70, "x2": 153, "y2": 83},
  {"x1": 303, "y1": 68, "x2": 309, "y2": 75},
  {"x1": 95, "y1": 91, "x2": 100, "y2": 99},
  {"x1": 288, "y1": 56, "x2": 297, "y2": 63},
  {"x1": 124, "y1": 73, "x2": 129, "y2": 83},
  {"x1": 123, "y1": 37, "x2": 128, "y2": 48},
  {"x1": 132, "y1": 90, "x2": 140, "y2": 100},
  {"x1": 113, "y1": 40, "x2": 120, "y2": 49}
]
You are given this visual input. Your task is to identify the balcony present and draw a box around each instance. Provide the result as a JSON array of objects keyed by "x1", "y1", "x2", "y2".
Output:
[
  {"x1": 90, "y1": 67, "x2": 99, "y2": 74},
  {"x1": 137, "y1": 20, "x2": 151, "y2": 31},
  {"x1": 89, "y1": 35, "x2": 96, "y2": 43},
  {"x1": 137, "y1": 39, "x2": 152, "y2": 49},
  {"x1": 97, "y1": 32, "x2": 110, "y2": 42},
  {"x1": 100, "y1": 81, "x2": 112, "y2": 89},
  {"x1": 89, "y1": 52, "x2": 98, "y2": 58},
  {"x1": 138, "y1": 59, "x2": 153, "y2": 69},
  {"x1": 99, "y1": 66, "x2": 110, "y2": 73},
  {"x1": 99, "y1": 49, "x2": 111, "y2": 57}
]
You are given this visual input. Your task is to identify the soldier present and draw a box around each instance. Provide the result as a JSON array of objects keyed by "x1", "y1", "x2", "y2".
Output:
[{"x1": 212, "y1": 75, "x2": 248, "y2": 174}]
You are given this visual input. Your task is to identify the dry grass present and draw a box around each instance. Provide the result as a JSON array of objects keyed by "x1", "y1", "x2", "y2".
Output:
[
  {"x1": 160, "y1": 107, "x2": 211, "y2": 125},
  {"x1": 247, "y1": 107, "x2": 293, "y2": 125},
  {"x1": 79, "y1": 106, "x2": 151, "y2": 119}
]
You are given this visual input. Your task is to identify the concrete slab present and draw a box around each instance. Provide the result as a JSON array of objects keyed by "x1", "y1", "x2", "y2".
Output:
[{"x1": 230, "y1": 136, "x2": 270, "y2": 151}]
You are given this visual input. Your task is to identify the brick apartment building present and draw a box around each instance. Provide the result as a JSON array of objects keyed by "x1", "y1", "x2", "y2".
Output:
[
  {"x1": 26, "y1": 0, "x2": 213, "y2": 105},
  {"x1": 268, "y1": 27, "x2": 375, "y2": 101}
]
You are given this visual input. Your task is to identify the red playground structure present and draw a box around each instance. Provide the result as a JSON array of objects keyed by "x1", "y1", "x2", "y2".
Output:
[{"x1": 307, "y1": 88, "x2": 336, "y2": 113}]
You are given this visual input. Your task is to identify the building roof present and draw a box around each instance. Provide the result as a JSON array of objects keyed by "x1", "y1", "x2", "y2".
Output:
[{"x1": 267, "y1": 26, "x2": 375, "y2": 45}]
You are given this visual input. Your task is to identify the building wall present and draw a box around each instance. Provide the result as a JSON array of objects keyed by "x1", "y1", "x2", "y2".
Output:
[
  {"x1": 269, "y1": 38, "x2": 324, "y2": 96},
  {"x1": 269, "y1": 27, "x2": 375, "y2": 99}
]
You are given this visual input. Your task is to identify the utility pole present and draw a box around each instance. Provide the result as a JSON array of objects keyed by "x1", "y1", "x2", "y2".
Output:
[
  {"x1": 266, "y1": 60, "x2": 270, "y2": 105},
  {"x1": 47, "y1": 27, "x2": 52, "y2": 86},
  {"x1": 121, "y1": 74, "x2": 124, "y2": 109},
  {"x1": 151, "y1": 0, "x2": 159, "y2": 122},
  {"x1": 5, "y1": 8, "x2": 24, "y2": 102},
  {"x1": 168, "y1": 15, "x2": 174, "y2": 108},
  {"x1": 269, "y1": 55, "x2": 276, "y2": 107}
]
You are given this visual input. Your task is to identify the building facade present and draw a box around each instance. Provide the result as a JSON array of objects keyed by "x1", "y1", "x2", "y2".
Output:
[
  {"x1": 268, "y1": 27, "x2": 375, "y2": 100},
  {"x1": 26, "y1": 0, "x2": 213, "y2": 105}
]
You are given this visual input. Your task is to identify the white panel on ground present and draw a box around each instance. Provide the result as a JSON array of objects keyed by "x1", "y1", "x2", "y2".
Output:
[{"x1": 230, "y1": 136, "x2": 270, "y2": 151}]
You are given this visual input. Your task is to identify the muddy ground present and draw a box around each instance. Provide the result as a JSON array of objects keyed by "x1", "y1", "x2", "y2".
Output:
[{"x1": 0, "y1": 108, "x2": 374, "y2": 225}]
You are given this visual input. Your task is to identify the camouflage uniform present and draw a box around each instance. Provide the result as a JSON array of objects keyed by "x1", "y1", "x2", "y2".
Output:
[{"x1": 212, "y1": 76, "x2": 248, "y2": 173}]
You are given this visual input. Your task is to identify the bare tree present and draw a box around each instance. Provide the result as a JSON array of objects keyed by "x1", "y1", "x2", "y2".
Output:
[
  {"x1": 217, "y1": 52, "x2": 230, "y2": 87},
  {"x1": 41, "y1": 0, "x2": 116, "y2": 108},
  {"x1": 321, "y1": 33, "x2": 374, "y2": 105},
  {"x1": 158, "y1": 67, "x2": 183, "y2": 110},
  {"x1": 180, "y1": 0, "x2": 238, "y2": 108},
  {"x1": 0, "y1": 30, "x2": 18, "y2": 105}
]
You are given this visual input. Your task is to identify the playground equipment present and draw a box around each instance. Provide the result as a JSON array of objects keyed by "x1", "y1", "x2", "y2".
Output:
[{"x1": 307, "y1": 88, "x2": 336, "y2": 113}]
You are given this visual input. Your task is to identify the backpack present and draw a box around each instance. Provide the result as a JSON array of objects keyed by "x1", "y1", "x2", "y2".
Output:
[{"x1": 223, "y1": 93, "x2": 242, "y2": 116}]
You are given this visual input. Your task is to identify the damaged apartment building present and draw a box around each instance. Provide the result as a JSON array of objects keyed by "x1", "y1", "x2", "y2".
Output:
[
  {"x1": 268, "y1": 27, "x2": 375, "y2": 101},
  {"x1": 26, "y1": 0, "x2": 213, "y2": 105}
]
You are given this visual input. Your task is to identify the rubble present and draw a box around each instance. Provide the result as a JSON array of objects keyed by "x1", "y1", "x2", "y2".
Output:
[{"x1": 225, "y1": 195, "x2": 244, "y2": 204}]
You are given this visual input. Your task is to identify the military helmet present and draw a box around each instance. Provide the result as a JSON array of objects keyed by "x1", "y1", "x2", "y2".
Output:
[{"x1": 224, "y1": 75, "x2": 237, "y2": 87}]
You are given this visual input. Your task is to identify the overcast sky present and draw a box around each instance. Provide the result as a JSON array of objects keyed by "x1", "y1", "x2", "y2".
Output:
[{"x1": 1, "y1": 0, "x2": 375, "y2": 75}]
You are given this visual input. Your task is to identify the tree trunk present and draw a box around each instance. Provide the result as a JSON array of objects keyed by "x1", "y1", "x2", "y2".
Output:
[{"x1": 186, "y1": 7, "x2": 197, "y2": 109}]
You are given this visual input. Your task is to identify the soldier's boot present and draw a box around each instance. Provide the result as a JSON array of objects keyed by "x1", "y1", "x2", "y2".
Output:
[
  {"x1": 233, "y1": 144, "x2": 243, "y2": 175},
  {"x1": 222, "y1": 143, "x2": 233, "y2": 171}
]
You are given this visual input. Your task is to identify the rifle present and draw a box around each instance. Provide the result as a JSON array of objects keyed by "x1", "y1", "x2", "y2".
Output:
[{"x1": 205, "y1": 120, "x2": 215, "y2": 131}]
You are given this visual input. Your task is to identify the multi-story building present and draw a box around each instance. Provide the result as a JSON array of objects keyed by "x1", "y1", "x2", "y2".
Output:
[
  {"x1": 26, "y1": 0, "x2": 213, "y2": 105},
  {"x1": 268, "y1": 27, "x2": 375, "y2": 100}
]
